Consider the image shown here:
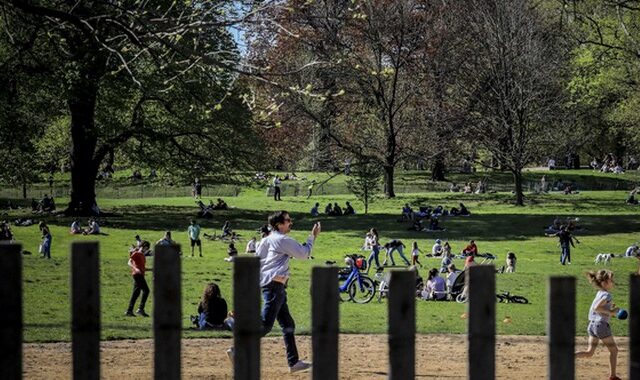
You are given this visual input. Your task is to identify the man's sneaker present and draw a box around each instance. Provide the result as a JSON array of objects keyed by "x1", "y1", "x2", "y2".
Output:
[
  {"x1": 136, "y1": 309, "x2": 149, "y2": 317},
  {"x1": 124, "y1": 311, "x2": 135, "y2": 317},
  {"x1": 226, "y1": 347, "x2": 234, "y2": 364},
  {"x1": 289, "y1": 360, "x2": 312, "y2": 373}
]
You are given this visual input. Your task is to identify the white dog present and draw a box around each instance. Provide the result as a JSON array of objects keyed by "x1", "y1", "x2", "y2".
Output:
[{"x1": 594, "y1": 253, "x2": 614, "y2": 265}]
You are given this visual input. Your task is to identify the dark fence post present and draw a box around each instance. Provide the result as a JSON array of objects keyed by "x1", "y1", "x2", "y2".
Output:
[
  {"x1": 71, "y1": 242, "x2": 101, "y2": 380},
  {"x1": 388, "y1": 269, "x2": 416, "y2": 380},
  {"x1": 548, "y1": 276, "x2": 575, "y2": 380},
  {"x1": 0, "y1": 243, "x2": 22, "y2": 380},
  {"x1": 233, "y1": 256, "x2": 261, "y2": 380},
  {"x1": 153, "y1": 245, "x2": 181, "y2": 380},
  {"x1": 468, "y1": 265, "x2": 495, "y2": 380},
  {"x1": 630, "y1": 274, "x2": 640, "y2": 378},
  {"x1": 312, "y1": 266, "x2": 339, "y2": 380}
]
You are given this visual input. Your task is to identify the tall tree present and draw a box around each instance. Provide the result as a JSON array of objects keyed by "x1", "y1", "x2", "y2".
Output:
[
  {"x1": 457, "y1": 0, "x2": 567, "y2": 205},
  {"x1": 1, "y1": 0, "x2": 260, "y2": 215}
]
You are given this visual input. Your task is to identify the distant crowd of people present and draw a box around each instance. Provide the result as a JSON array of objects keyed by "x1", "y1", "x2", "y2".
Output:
[{"x1": 310, "y1": 202, "x2": 355, "y2": 216}]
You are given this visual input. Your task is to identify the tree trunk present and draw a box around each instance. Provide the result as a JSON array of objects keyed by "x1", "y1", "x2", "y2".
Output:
[
  {"x1": 22, "y1": 179, "x2": 27, "y2": 199},
  {"x1": 513, "y1": 169, "x2": 524, "y2": 206},
  {"x1": 66, "y1": 81, "x2": 101, "y2": 216},
  {"x1": 431, "y1": 154, "x2": 446, "y2": 181},
  {"x1": 384, "y1": 164, "x2": 395, "y2": 198}
]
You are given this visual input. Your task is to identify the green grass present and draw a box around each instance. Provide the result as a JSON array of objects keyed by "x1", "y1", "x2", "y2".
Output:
[{"x1": 7, "y1": 186, "x2": 640, "y2": 342}]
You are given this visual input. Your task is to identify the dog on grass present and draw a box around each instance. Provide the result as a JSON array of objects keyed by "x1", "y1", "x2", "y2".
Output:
[{"x1": 594, "y1": 253, "x2": 615, "y2": 265}]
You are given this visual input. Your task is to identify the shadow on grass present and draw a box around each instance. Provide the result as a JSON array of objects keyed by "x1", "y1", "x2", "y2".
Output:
[{"x1": 14, "y1": 202, "x2": 640, "y2": 242}]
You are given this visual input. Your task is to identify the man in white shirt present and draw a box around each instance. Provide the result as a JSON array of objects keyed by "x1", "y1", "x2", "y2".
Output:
[{"x1": 254, "y1": 211, "x2": 320, "y2": 372}]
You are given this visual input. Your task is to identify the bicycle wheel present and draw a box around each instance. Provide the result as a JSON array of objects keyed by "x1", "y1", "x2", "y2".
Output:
[
  {"x1": 455, "y1": 293, "x2": 467, "y2": 303},
  {"x1": 348, "y1": 277, "x2": 376, "y2": 304},
  {"x1": 509, "y1": 295, "x2": 529, "y2": 304},
  {"x1": 339, "y1": 281, "x2": 352, "y2": 302},
  {"x1": 496, "y1": 295, "x2": 506, "y2": 303}
]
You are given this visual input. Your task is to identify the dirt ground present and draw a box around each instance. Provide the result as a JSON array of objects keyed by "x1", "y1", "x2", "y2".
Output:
[{"x1": 24, "y1": 334, "x2": 629, "y2": 379}]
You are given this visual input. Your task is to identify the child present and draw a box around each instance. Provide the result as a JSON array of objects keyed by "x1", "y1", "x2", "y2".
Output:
[
  {"x1": 224, "y1": 242, "x2": 238, "y2": 262},
  {"x1": 506, "y1": 252, "x2": 517, "y2": 273},
  {"x1": 245, "y1": 236, "x2": 257, "y2": 254},
  {"x1": 70, "y1": 219, "x2": 82, "y2": 234},
  {"x1": 575, "y1": 270, "x2": 621, "y2": 380},
  {"x1": 411, "y1": 241, "x2": 423, "y2": 267},
  {"x1": 440, "y1": 252, "x2": 453, "y2": 273},
  {"x1": 191, "y1": 283, "x2": 234, "y2": 330}
]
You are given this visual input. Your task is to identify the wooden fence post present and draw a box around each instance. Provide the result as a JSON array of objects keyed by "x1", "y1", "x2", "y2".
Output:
[
  {"x1": 630, "y1": 274, "x2": 640, "y2": 378},
  {"x1": 71, "y1": 242, "x2": 101, "y2": 380},
  {"x1": 233, "y1": 256, "x2": 261, "y2": 380},
  {"x1": 153, "y1": 245, "x2": 181, "y2": 380},
  {"x1": 468, "y1": 265, "x2": 495, "y2": 380},
  {"x1": 388, "y1": 270, "x2": 416, "y2": 380},
  {"x1": 0, "y1": 243, "x2": 22, "y2": 380},
  {"x1": 548, "y1": 276, "x2": 575, "y2": 380},
  {"x1": 312, "y1": 266, "x2": 339, "y2": 380}
]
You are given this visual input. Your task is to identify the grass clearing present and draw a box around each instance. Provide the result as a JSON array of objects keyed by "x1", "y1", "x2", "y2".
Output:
[{"x1": 7, "y1": 184, "x2": 640, "y2": 342}]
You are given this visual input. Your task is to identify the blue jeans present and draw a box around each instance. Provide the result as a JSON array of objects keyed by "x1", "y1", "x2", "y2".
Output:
[
  {"x1": 261, "y1": 282, "x2": 298, "y2": 367},
  {"x1": 367, "y1": 246, "x2": 380, "y2": 269},
  {"x1": 386, "y1": 246, "x2": 410, "y2": 266},
  {"x1": 560, "y1": 246, "x2": 571, "y2": 265}
]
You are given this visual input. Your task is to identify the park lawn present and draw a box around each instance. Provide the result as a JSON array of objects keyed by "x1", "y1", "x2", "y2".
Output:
[{"x1": 11, "y1": 188, "x2": 640, "y2": 342}]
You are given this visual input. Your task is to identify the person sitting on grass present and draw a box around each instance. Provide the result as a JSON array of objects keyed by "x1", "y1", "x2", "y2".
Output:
[
  {"x1": 343, "y1": 201, "x2": 355, "y2": 215},
  {"x1": 224, "y1": 242, "x2": 238, "y2": 262},
  {"x1": 626, "y1": 188, "x2": 639, "y2": 205},
  {"x1": 506, "y1": 252, "x2": 517, "y2": 273},
  {"x1": 401, "y1": 203, "x2": 414, "y2": 221},
  {"x1": 450, "y1": 202, "x2": 470, "y2": 216},
  {"x1": 83, "y1": 218, "x2": 100, "y2": 235},
  {"x1": 427, "y1": 215, "x2": 445, "y2": 231},
  {"x1": 332, "y1": 202, "x2": 343, "y2": 216},
  {"x1": 310, "y1": 203, "x2": 320, "y2": 217},
  {"x1": 445, "y1": 264, "x2": 462, "y2": 292},
  {"x1": 212, "y1": 198, "x2": 229, "y2": 210},
  {"x1": 440, "y1": 252, "x2": 453, "y2": 273},
  {"x1": 191, "y1": 283, "x2": 234, "y2": 330},
  {"x1": 462, "y1": 240, "x2": 478, "y2": 256},
  {"x1": 421, "y1": 268, "x2": 447, "y2": 300},
  {"x1": 70, "y1": 219, "x2": 82, "y2": 234},
  {"x1": 432, "y1": 239, "x2": 444, "y2": 256},
  {"x1": 324, "y1": 203, "x2": 333, "y2": 215}
]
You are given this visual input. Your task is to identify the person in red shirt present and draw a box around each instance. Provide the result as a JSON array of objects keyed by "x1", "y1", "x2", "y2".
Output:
[
  {"x1": 462, "y1": 240, "x2": 478, "y2": 256},
  {"x1": 125, "y1": 241, "x2": 151, "y2": 317}
]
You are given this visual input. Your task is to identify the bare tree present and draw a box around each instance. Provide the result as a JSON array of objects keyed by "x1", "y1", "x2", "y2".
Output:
[{"x1": 457, "y1": 0, "x2": 567, "y2": 205}]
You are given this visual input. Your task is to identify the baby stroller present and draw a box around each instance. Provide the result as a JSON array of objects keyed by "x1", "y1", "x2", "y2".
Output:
[
  {"x1": 448, "y1": 270, "x2": 467, "y2": 302},
  {"x1": 375, "y1": 267, "x2": 424, "y2": 302}
]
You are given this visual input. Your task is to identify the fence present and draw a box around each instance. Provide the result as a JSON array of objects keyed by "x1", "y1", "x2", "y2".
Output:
[{"x1": 1, "y1": 243, "x2": 639, "y2": 379}]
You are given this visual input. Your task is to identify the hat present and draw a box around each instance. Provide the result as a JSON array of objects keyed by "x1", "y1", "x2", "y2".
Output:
[{"x1": 435, "y1": 239, "x2": 442, "y2": 244}]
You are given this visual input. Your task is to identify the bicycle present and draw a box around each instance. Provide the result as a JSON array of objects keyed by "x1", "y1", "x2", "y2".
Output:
[
  {"x1": 496, "y1": 291, "x2": 529, "y2": 304},
  {"x1": 331, "y1": 257, "x2": 376, "y2": 304}
]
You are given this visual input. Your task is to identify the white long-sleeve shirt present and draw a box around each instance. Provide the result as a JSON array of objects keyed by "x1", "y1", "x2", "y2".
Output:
[{"x1": 256, "y1": 230, "x2": 314, "y2": 287}]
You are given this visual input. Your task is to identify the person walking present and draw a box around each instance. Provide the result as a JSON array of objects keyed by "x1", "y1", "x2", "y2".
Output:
[
  {"x1": 125, "y1": 241, "x2": 151, "y2": 317},
  {"x1": 229, "y1": 211, "x2": 319, "y2": 373},
  {"x1": 273, "y1": 175, "x2": 282, "y2": 201},
  {"x1": 411, "y1": 241, "x2": 423, "y2": 267},
  {"x1": 188, "y1": 219, "x2": 202, "y2": 257},
  {"x1": 546, "y1": 225, "x2": 579, "y2": 265},
  {"x1": 576, "y1": 270, "x2": 622, "y2": 380}
]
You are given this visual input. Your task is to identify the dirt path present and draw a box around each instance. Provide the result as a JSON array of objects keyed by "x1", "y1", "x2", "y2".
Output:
[{"x1": 24, "y1": 334, "x2": 628, "y2": 379}]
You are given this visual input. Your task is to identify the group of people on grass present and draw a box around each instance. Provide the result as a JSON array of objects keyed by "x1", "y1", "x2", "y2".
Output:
[
  {"x1": 448, "y1": 180, "x2": 488, "y2": 194},
  {"x1": 31, "y1": 195, "x2": 56, "y2": 213},
  {"x1": 310, "y1": 201, "x2": 355, "y2": 217},
  {"x1": 70, "y1": 218, "x2": 101, "y2": 235}
]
